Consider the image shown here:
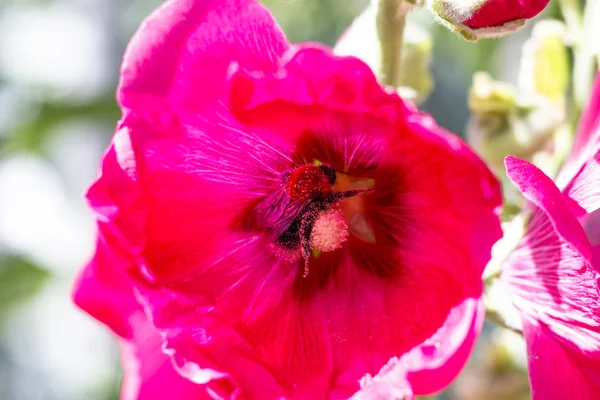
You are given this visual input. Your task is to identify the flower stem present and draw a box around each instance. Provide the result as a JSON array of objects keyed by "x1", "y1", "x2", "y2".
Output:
[
  {"x1": 376, "y1": 0, "x2": 407, "y2": 87},
  {"x1": 486, "y1": 309, "x2": 523, "y2": 336}
]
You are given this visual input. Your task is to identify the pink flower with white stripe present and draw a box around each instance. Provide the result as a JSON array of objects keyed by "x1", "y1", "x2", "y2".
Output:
[{"x1": 503, "y1": 74, "x2": 600, "y2": 399}]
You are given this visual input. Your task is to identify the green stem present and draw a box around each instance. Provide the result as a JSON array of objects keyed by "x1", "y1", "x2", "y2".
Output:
[
  {"x1": 376, "y1": 0, "x2": 407, "y2": 87},
  {"x1": 486, "y1": 309, "x2": 523, "y2": 336}
]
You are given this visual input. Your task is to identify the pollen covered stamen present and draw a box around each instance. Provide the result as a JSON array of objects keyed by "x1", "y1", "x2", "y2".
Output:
[{"x1": 310, "y1": 208, "x2": 349, "y2": 252}]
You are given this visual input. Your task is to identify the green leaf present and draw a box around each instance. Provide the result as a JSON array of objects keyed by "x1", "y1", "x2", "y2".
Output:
[
  {"x1": 0, "y1": 254, "x2": 50, "y2": 319},
  {"x1": 0, "y1": 93, "x2": 119, "y2": 157}
]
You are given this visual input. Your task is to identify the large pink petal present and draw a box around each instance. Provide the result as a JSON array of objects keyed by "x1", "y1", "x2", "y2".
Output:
[
  {"x1": 118, "y1": 0, "x2": 289, "y2": 112},
  {"x1": 230, "y1": 45, "x2": 409, "y2": 123},
  {"x1": 523, "y1": 317, "x2": 600, "y2": 400},
  {"x1": 503, "y1": 158, "x2": 600, "y2": 386},
  {"x1": 408, "y1": 113, "x2": 502, "y2": 273},
  {"x1": 503, "y1": 206, "x2": 600, "y2": 387}
]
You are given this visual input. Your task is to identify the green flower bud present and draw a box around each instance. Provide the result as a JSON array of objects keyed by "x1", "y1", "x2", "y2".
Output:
[
  {"x1": 467, "y1": 73, "x2": 564, "y2": 174},
  {"x1": 469, "y1": 72, "x2": 517, "y2": 116}
]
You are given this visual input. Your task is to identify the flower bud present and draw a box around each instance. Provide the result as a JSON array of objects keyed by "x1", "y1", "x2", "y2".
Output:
[
  {"x1": 466, "y1": 73, "x2": 564, "y2": 174},
  {"x1": 468, "y1": 72, "x2": 517, "y2": 115},
  {"x1": 334, "y1": 5, "x2": 434, "y2": 103},
  {"x1": 427, "y1": 0, "x2": 550, "y2": 41}
]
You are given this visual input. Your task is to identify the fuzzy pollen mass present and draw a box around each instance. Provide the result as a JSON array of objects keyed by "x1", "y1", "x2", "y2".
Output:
[{"x1": 310, "y1": 208, "x2": 349, "y2": 252}]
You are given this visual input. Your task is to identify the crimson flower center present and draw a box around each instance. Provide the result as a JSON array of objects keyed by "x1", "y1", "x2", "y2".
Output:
[
  {"x1": 254, "y1": 162, "x2": 373, "y2": 277},
  {"x1": 284, "y1": 164, "x2": 333, "y2": 200}
]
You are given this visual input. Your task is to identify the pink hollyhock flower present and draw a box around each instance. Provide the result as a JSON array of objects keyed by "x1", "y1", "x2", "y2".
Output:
[
  {"x1": 427, "y1": 0, "x2": 550, "y2": 40},
  {"x1": 503, "y1": 74, "x2": 600, "y2": 399},
  {"x1": 73, "y1": 0, "x2": 502, "y2": 398}
]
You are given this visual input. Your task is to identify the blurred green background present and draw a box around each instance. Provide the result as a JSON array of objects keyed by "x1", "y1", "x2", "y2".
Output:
[{"x1": 0, "y1": 0, "x2": 564, "y2": 399}]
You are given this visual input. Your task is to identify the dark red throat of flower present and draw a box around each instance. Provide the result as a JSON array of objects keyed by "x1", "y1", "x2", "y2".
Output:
[
  {"x1": 247, "y1": 162, "x2": 374, "y2": 279},
  {"x1": 279, "y1": 163, "x2": 372, "y2": 278}
]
